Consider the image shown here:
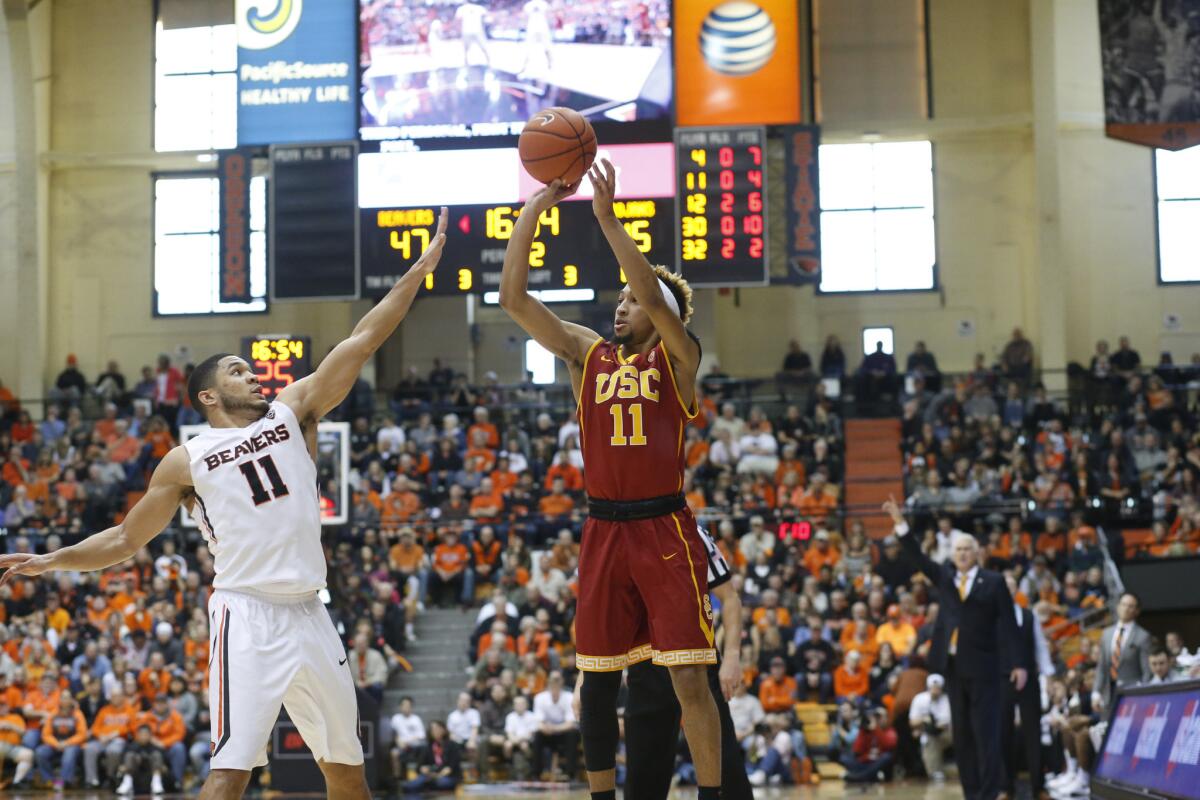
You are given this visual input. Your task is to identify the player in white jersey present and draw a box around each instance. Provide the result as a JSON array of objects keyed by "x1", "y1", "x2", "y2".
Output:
[
  {"x1": 455, "y1": 2, "x2": 491, "y2": 67},
  {"x1": 0, "y1": 210, "x2": 450, "y2": 800}
]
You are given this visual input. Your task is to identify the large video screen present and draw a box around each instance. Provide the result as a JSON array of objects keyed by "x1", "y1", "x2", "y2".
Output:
[{"x1": 358, "y1": 0, "x2": 673, "y2": 142}]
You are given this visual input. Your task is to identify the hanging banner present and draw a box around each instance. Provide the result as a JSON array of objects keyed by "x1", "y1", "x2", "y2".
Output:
[
  {"x1": 218, "y1": 149, "x2": 252, "y2": 303},
  {"x1": 783, "y1": 125, "x2": 821, "y2": 283},
  {"x1": 236, "y1": 0, "x2": 356, "y2": 146},
  {"x1": 1098, "y1": 0, "x2": 1200, "y2": 150}
]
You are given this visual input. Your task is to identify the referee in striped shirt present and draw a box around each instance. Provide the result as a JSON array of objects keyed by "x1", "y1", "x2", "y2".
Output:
[{"x1": 621, "y1": 526, "x2": 754, "y2": 799}]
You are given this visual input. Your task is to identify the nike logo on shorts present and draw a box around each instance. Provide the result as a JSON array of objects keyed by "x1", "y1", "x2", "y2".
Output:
[
  {"x1": 662, "y1": 552, "x2": 677, "y2": 561},
  {"x1": 338, "y1": 657, "x2": 348, "y2": 665}
]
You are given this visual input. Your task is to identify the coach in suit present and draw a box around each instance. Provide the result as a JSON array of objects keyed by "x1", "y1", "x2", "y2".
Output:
[
  {"x1": 1093, "y1": 592, "x2": 1152, "y2": 709},
  {"x1": 1002, "y1": 575, "x2": 1056, "y2": 799},
  {"x1": 885, "y1": 499, "x2": 1025, "y2": 800}
]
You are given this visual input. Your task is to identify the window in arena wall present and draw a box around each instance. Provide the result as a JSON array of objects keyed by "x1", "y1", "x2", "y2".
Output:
[
  {"x1": 525, "y1": 340, "x2": 556, "y2": 385},
  {"x1": 817, "y1": 141, "x2": 937, "y2": 293},
  {"x1": 153, "y1": 175, "x2": 267, "y2": 316},
  {"x1": 154, "y1": 23, "x2": 237, "y2": 152},
  {"x1": 1155, "y1": 147, "x2": 1200, "y2": 284}
]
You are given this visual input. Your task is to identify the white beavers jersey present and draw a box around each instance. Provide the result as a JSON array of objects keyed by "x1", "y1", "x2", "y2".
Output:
[{"x1": 183, "y1": 402, "x2": 326, "y2": 596}]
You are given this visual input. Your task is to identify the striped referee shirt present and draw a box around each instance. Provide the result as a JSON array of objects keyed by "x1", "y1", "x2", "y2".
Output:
[{"x1": 698, "y1": 526, "x2": 733, "y2": 591}]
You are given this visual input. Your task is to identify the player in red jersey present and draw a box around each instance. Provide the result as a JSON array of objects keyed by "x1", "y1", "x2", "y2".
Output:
[{"x1": 499, "y1": 159, "x2": 721, "y2": 800}]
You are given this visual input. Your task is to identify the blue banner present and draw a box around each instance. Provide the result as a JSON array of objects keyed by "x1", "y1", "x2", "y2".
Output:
[
  {"x1": 1096, "y1": 683, "x2": 1200, "y2": 798},
  {"x1": 236, "y1": 0, "x2": 356, "y2": 146},
  {"x1": 782, "y1": 125, "x2": 821, "y2": 284}
]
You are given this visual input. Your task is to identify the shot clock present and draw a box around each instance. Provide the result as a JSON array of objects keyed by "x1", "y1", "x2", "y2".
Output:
[
  {"x1": 360, "y1": 200, "x2": 673, "y2": 297},
  {"x1": 239, "y1": 336, "x2": 313, "y2": 398},
  {"x1": 674, "y1": 127, "x2": 769, "y2": 286}
]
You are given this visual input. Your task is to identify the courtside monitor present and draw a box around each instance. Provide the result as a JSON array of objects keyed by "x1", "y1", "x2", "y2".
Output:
[{"x1": 358, "y1": 0, "x2": 673, "y2": 142}]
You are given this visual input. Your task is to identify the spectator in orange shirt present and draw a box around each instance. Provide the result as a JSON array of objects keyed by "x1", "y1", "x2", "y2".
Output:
[
  {"x1": 543, "y1": 451, "x2": 583, "y2": 492},
  {"x1": 516, "y1": 619, "x2": 552, "y2": 669},
  {"x1": 107, "y1": 421, "x2": 142, "y2": 466},
  {"x1": 137, "y1": 695, "x2": 186, "y2": 785},
  {"x1": 468, "y1": 406, "x2": 500, "y2": 449},
  {"x1": 2, "y1": 446, "x2": 31, "y2": 488},
  {"x1": 490, "y1": 457, "x2": 518, "y2": 495},
  {"x1": 802, "y1": 530, "x2": 842, "y2": 575},
  {"x1": 382, "y1": 478, "x2": 423, "y2": 529},
  {"x1": 475, "y1": 620, "x2": 516, "y2": 661},
  {"x1": 840, "y1": 602, "x2": 876, "y2": 651},
  {"x1": 430, "y1": 529, "x2": 470, "y2": 608},
  {"x1": 834, "y1": 651, "x2": 870, "y2": 701},
  {"x1": 35, "y1": 693, "x2": 87, "y2": 786},
  {"x1": 775, "y1": 443, "x2": 806, "y2": 490},
  {"x1": 1035, "y1": 517, "x2": 1067, "y2": 562},
  {"x1": 470, "y1": 526, "x2": 503, "y2": 592},
  {"x1": 874, "y1": 605, "x2": 917, "y2": 657},
  {"x1": 684, "y1": 427, "x2": 710, "y2": 469},
  {"x1": 143, "y1": 416, "x2": 175, "y2": 461},
  {"x1": 21, "y1": 675, "x2": 60, "y2": 749},
  {"x1": 388, "y1": 528, "x2": 428, "y2": 598},
  {"x1": 84, "y1": 686, "x2": 137, "y2": 788},
  {"x1": 797, "y1": 473, "x2": 839, "y2": 520},
  {"x1": 464, "y1": 430, "x2": 497, "y2": 475},
  {"x1": 137, "y1": 653, "x2": 172, "y2": 705},
  {"x1": 757, "y1": 657, "x2": 798, "y2": 714},
  {"x1": 683, "y1": 474, "x2": 706, "y2": 514},
  {"x1": 0, "y1": 695, "x2": 33, "y2": 787},
  {"x1": 751, "y1": 589, "x2": 792, "y2": 629},
  {"x1": 548, "y1": 529, "x2": 580, "y2": 573},
  {"x1": 537, "y1": 478, "x2": 575, "y2": 522},
  {"x1": 468, "y1": 478, "x2": 505, "y2": 524}
]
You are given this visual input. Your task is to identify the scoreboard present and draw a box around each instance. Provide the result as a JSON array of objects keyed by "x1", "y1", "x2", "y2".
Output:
[
  {"x1": 360, "y1": 199, "x2": 674, "y2": 297},
  {"x1": 240, "y1": 336, "x2": 313, "y2": 398},
  {"x1": 674, "y1": 127, "x2": 769, "y2": 286}
]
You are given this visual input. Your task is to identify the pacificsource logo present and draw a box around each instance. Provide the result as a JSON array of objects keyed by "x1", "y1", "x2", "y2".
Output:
[
  {"x1": 699, "y1": 1, "x2": 777, "y2": 76},
  {"x1": 237, "y1": 0, "x2": 304, "y2": 50}
]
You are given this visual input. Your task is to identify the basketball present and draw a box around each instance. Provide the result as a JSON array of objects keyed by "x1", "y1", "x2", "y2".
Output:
[{"x1": 518, "y1": 107, "x2": 598, "y2": 186}]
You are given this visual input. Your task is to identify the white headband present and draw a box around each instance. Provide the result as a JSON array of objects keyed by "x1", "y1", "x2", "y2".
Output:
[{"x1": 625, "y1": 278, "x2": 681, "y2": 318}]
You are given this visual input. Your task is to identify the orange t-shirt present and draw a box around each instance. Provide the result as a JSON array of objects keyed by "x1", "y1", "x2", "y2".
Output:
[
  {"x1": 840, "y1": 621, "x2": 876, "y2": 650},
  {"x1": 798, "y1": 489, "x2": 838, "y2": 520},
  {"x1": 469, "y1": 492, "x2": 504, "y2": 522},
  {"x1": 758, "y1": 675, "x2": 797, "y2": 713},
  {"x1": 544, "y1": 463, "x2": 584, "y2": 492},
  {"x1": 751, "y1": 606, "x2": 793, "y2": 628},
  {"x1": 42, "y1": 709, "x2": 88, "y2": 748},
  {"x1": 145, "y1": 431, "x2": 175, "y2": 460},
  {"x1": 834, "y1": 666, "x2": 870, "y2": 699},
  {"x1": 490, "y1": 469, "x2": 518, "y2": 495},
  {"x1": 686, "y1": 440, "x2": 710, "y2": 468},
  {"x1": 135, "y1": 711, "x2": 185, "y2": 749},
  {"x1": 0, "y1": 712, "x2": 25, "y2": 746},
  {"x1": 464, "y1": 447, "x2": 497, "y2": 473},
  {"x1": 433, "y1": 543, "x2": 469, "y2": 574},
  {"x1": 802, "y1": 546, "x2": 841, "y2": 575},
  {"x1": 468, "y1": 422, "x2": 500, "y2": 449},
  {"x1": 92, "y1": 702, "x2": 140, "y2": 739},
  {"x1": 389, "y1": 542, "x2": 426, "y2": 572},
  {"x1": 382, "y1": 491, "x2": 422, "y2": 525},
  {"x1": 539, "y1": 494, "x2": 574, "y2": 518},
  {"x1": 476, "y1": 632, "x2": 516, "y2": 660},
  {"x1": 137, "y1": 668, "x2": 172, "y2": 703}
]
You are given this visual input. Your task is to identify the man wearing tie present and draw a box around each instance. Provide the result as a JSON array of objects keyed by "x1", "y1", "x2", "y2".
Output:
[
  {"x1": 1093, "y1": 592, "x2": 1152, "y2": 708},
  {"x1": 884, "y1": 499, "x2": 1025, "y2": 800},
  {"x1": 1002, "y1": 574, "x2": 1055, "y2": 800}
]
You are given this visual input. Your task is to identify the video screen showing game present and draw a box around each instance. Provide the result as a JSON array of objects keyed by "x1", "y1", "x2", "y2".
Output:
[{"x1": 358, "y1": 0, "x2": 673, "y2": 141}]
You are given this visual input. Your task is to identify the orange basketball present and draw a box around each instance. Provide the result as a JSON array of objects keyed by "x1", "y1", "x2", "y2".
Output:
[{"x1": 518, "y1": 107, "x2": 598, "y2": 186}]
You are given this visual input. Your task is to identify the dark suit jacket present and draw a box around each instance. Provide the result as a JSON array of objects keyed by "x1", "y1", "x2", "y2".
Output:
[{"x1": 901, "y1": 528, "x2": 1019, "y2": 678}]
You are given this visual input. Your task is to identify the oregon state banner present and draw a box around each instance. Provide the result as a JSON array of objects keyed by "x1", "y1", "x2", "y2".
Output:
[{"x1": 1099, "y1": 0, "x2": 1200, "y2": 150}]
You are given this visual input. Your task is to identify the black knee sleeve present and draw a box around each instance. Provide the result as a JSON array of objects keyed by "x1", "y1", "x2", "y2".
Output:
[{"x1": 579, "y1": 670, "x2": 622, "y2": 772}]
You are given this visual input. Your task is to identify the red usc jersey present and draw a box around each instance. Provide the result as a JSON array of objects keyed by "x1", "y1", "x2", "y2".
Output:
[{"x1": 578, "y1": 338, "x2": 698, "y2": 501}]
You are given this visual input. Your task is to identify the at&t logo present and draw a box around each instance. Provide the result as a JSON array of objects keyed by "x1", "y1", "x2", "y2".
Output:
[
  {"x1": 700, "y1": 1, "x2": 777, "y2": 76},
  {"x1": 237, "y1": 0, "x2": 303, "y2": 50}
]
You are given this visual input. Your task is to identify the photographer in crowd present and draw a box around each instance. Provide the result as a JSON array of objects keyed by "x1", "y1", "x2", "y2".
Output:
[{"x1": 908, "y1": 674, "x2": 952, "y2": 781}]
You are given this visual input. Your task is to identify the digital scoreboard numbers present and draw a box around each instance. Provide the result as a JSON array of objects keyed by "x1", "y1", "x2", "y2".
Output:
[
  {"x1": 239, "y1": 336, "x2": 313, "y2": 398},
  {"x1": 360, "y1": 200, "x2": 673, "y2": 297},
  {"x1": 674, "y1": 127, "x2": 769, "y2": 286}
]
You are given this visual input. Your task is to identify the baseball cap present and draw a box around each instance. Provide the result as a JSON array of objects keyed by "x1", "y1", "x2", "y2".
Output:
[
  {"x1": 887, "y1": 604, "x2": 900, "y2": 619},
  {"x1": 927, "y1": 674, "x2": 945, "y2": 690},
  {"x1": 883, "y1": 535, "x2": 899, "y2": 547},
  {"x1": 815, "y1": 530, "x2": 830, "y2": 541}
]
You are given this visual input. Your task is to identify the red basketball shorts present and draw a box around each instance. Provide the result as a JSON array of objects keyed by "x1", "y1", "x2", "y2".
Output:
[{"x1": 575, "y1": 508, "x2": 716, "y2": 672}]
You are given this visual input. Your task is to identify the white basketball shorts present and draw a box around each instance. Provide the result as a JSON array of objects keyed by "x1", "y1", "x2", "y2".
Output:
[{"x1": 207, "y1": 589, "x2": 364, "y2": 771}]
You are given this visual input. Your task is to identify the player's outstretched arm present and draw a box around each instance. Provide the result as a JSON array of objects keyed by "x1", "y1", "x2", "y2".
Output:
[
  {"x1": 0, "y1": 446, "x2": 192, "y2": 585},
  {"x1": 588, "y1": 159, "x2": 699, "y2": 372},
  {"x1": 280, "y1": 208, "x2": 448, "y2": 422},
  {"x1": 498, "y1": 181, "x2": 600, "y2": 377},
  {"x1": 712, "y1": 580, "x2": 743, "y2": 700}
]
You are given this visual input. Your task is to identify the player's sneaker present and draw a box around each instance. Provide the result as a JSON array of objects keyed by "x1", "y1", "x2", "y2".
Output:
[{"x1": 151, "y1": 773, "x2": 164, "y2": 795}]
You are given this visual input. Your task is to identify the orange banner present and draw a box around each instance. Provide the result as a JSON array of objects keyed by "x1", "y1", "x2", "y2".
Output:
[{"x1": 675, "y1": 0, "x2": 802, "y2": 127}]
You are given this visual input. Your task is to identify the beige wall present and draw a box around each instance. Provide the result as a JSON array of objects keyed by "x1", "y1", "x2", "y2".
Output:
[{"x1": 4, "y1": 0, "x2": 1200, "y2": 398}]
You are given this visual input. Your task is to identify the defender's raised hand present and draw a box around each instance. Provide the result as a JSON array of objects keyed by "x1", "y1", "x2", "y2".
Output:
[
  {"x1": 527, "y1": 179, "x2": 579, "y2": 214},
  {"x1": 587, "y1": 158, "x2": 617, "y2": 220},
  {"x1": 0, "y1": 553, "x2": 50, "y2": 589},
  {"x1": 411, "y1": 206, "x2": 449, "y2": 276}
]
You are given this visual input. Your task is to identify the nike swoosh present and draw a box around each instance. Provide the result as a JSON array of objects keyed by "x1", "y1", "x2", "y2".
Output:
[
  {"x1": 536, "y1": 112, "x2": 555, "y2": 126},
  {"x1": 338, "y1": 657, "x2": 348, "y2": 666},
  {"x1": 662, "y1": 553, "x2": 677, "y2": 561},
  {"x1": 600, "y1": 355, "x2": 613, "y2": 363}
]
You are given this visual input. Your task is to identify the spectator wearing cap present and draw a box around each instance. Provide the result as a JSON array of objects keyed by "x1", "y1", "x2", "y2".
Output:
[
  {"x1": 876, "y1": 605, "x2": 917, "y2": 658},
  {"x1": 35, "y1": 692, "x2": 87, "y2": 788},
  {"x1": 908, "y1": 674, "x2": 952, "y2": 781},
  {"x1": 52, "y1": 354, "x2": 88, "y2": 408},
  {"x1": 758, "y1": 657, "x2": 797, "y2": 714},
  {"x1": 429, "y1": 529, "x2": 470, "y2": 609}
]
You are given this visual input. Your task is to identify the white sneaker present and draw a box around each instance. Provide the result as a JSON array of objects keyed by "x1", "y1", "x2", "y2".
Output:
[
  {"x1": 151, "y1": 773, "x2": 164, "y2": 795},
  {"x1": 1049, "y1": 771, "x2": 1077, "y2": 788},
  {"x1": 749, "y1": 770, "x2": 766, "y2": 787},
  {"x1": 116, "y1": 775, "x2": 134, "y2": 796},
  {"x1": 1066, "y1": 772, "x2": 1090, "y2": 795},
  {"x1": 932, "y1": 771, "x2": 946, "y2": 782},
  {"x1": 768, "y1": 774, "x2": 783, "y2": 786}
]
